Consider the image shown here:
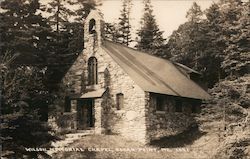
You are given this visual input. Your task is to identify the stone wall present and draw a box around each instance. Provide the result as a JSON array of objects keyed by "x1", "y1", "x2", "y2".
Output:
[
  {"x1": 91, "y1": 46, "x2": 147, "y2": 144},
  {"x1": 145, "y1": 92, "x2": 198, "y2": 142}
]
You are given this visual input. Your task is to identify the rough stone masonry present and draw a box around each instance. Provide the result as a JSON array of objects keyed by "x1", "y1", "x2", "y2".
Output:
[{"x1": 49, "y1": 10, "x2": 207, "y2": 144}]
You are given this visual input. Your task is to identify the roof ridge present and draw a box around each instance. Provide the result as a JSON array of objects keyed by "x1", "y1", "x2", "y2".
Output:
[
  {"x1": 103, "y1": 39, "x2": 172, "y2": 62},
  {"x1": 102, "y1": 40, "x2": 210, "y2": 100}
]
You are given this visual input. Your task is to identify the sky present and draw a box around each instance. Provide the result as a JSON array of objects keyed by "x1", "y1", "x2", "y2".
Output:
[
  {"x1": 2, "y1": 0, "x2": 216, "y2": 40},
  {"x1": 99, "y1": 0, "x2": 217, "y2": 39}
]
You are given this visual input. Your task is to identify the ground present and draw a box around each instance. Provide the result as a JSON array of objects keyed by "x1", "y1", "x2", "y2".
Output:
[{"x1": 50, "y1": 124, "x2": 224, "y2": 159}]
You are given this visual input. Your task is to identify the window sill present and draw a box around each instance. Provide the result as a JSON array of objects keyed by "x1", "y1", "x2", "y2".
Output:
[
  {"x1": 86, "y1": 84, "x2": 100, "y2": 90},
  {"x1": 116, "y1": 110, "x2": 126, "y2": 114},
  {"x1": 156, "y1": 111, "x2": 165, "y2": 114}
]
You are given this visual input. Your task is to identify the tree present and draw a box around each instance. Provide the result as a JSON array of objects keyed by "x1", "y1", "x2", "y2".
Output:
[
  {"x1": 220, "y1": 0, "x2": 249, "y2": 77},
  {"x1": 169, "y1": 2, "x2": 204, "y2": 67},
  {"x1": 45, "y1": 0, "x2": 75, "y2": 65},
  {"x1": 68, "y1": 0, "x2": 98, "y2": 52},
  {"x1": 135, "y1": 0, "x2": 168, "y2": 58},
  {"x1": 44, "y1": 0, "x2": 98, "y2": 86},
  {"x1": 73, "y1": 0, "x2": 98, "y2": 22},
  {"x1": 104, "y1": 22, "x2": 120, "y2": 43},
  {"x1": 46, "y1": 0, "x2": 74, "y2": 33},
  {"x1": 0, "y1": 0, "x2": 56, "y2": 158},
  {"x1": 205, "y1": 3, "x2": 226, "y2": 80},
  {"x1": 186, "y1": 2, "x2": 203, "y2": 23},
  {"x1": 0, "y1": 0, "x2": 53, "y2": 65},
  {"x1": 117, "y1": 0, "x2": 132, "y2": 46},
  {"x1": 168, "y1": 2, "x2": 224, "y2": 87}
]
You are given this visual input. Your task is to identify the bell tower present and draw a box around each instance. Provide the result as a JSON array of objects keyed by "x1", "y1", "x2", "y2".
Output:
[{"x1": 84, "y1": 10, "x2": 103, "y2": 56}]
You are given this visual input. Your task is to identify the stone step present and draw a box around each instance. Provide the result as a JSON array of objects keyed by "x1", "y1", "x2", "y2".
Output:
[
  {"x1": 51, "y1": 140, "x2": 74, "y2": 148},
  {"x1": 47, "y1": 131, "x2": 95, "y2": 156},
  {"x1": 66, "y1": 131, "x2": 94, "y2": 138}
]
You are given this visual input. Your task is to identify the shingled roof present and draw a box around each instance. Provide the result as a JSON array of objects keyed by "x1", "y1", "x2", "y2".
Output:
[{"x1": 102, "y1": 40, "x2": 210, "y2": 100}]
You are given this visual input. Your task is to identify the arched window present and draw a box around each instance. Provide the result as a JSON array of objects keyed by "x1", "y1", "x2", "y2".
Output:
[
  {"x1": 88, "y1": 57, "x2": 98, "y2": 85},
  {"x1": 116, "y1": 93, "x2": 124, "y2": 110},
  {"x1": 89, "y1": 19, "x2": 96, "y2": 34}
]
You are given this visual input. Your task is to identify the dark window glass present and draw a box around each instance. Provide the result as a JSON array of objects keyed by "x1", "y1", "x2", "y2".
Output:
[
  {"x1": 89, "y1": 19, "x2": 96, "y2": 34},
  {"x1": 116, "y1": 93, "x2": 124, "y2": 110},
  {"x1": 156, "y1": 95, "x2": 165, "y2": 111},
  {"x1": 88, "y1": 57, "x2": 98, "y2": 85},
  {"x1": 65, "y1": 96, "x2": 71, "y2": 112},
  {"x1": 175, "y1": 99, "x2": 182, "y2": 112}
]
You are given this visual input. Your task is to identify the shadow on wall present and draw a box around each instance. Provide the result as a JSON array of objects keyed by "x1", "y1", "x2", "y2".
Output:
[
  {"x1": 150, "y1": 124, "x2": 207, "y2": 148},
  {"x1": 101, "y1": 68, "x2": 124, "y2": 135}
]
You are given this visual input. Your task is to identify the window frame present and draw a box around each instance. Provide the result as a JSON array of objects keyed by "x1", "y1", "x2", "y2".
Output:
[
  {"x1": 89, "y1": 19, "x2": 96, "y2": 34},
  {"x1": 88, "y1": 57, "x2": 98, "y2": 85},
  {"x1": 116, "y1": 93, "x2": 124, "y2": 110},
  {"x1": 65, "y1": 96, "x2": 71, "y2": 112},
  {"x1": 175, "y1": 98, "x2": 183, "y2": 112},
  {"x1": 155, "y1": 95, "x2": 165, "y2": 112}
]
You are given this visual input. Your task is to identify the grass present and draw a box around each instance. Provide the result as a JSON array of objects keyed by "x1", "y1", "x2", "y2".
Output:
[{"x1": 52, "y1": 126, "x2": 211, "y2": 159}]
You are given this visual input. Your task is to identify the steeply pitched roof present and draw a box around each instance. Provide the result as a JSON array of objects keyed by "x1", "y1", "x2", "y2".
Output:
[{"x1": 102, "y1": 40, "x2": 210, "y2": 100}]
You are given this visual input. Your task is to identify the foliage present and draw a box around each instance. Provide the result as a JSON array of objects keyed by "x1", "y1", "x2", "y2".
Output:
[
  {"x1": 221, "y1": 0, "x2": 250, "y2": 76},
  {"x1": 45, "y1": 0, "x2": 97, "y2": 86},
  {"x1": 136, "y1": 0, "x2": 169, "y2": 58},
  {"x1": 0, "y1": 1, "x2": 56, "y2": 151},
  {"x1": 168, "y1": 0, "x2": 249, "y2": 87},
  {"x1": 168, "y1": 2, "x2": 220, "y2": 87},
  {"x1": 46, "y1": 0, "x2": 74, "y2": 32},
  {"x1": 104, "y1": 22, "x2": 119, "y2": 43},
  {"x1": 116, "y1": 0, "x2": 132, "y2": 46},
  {"x1": 72, "y1": 0, "x2": 99, "y2": 22},
  {"x1": 0, "y1": 53, "x2": 56, "y2": 158},
  {"x1": 0, "y1": 0, "x2": 53, "y2": 65},
  {"x1": 201, "y1": 75, "x2": 250, "y2": 159}
]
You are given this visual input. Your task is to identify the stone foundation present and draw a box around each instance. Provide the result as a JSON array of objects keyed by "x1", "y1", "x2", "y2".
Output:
[{"x1": 145, "y1": 92, "x2": 197, "y2": 142}]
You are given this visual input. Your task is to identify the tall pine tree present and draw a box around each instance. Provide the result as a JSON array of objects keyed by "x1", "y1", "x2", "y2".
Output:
[
  {"x1": 117, "y1": 0, "x2": 132, "y2": 46},
  {"x1": 220, "y1": 0, "x2": 249, "y2": 77},
  {"x1": 136, "y1": 0, "x2": 168, "y2": 58},
  {"x1": 168, "y1": 2, "x2": 223, "y2": 87},
  {"x1": 44, "y1": 0, "x2": 97, "y2": 86},
  {"x1": 0, "y1": 0, "x2": 55, "y2": 158},
  {"x1": 169, "y1": 2, "x2": 204, "y2": 67}
]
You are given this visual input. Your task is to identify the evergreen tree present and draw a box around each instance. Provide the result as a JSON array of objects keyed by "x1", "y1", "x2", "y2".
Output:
[
  {"x1": 135, "y1": 0, "x2": 168, "y2": 58},
  {"x1": 169, "y1": 2, "x2": 204, "y2": 67},
  {"x1": 104, "y1": 22, "x2": 120, "y2": 42},
  {"x1": 186, "y1": 2, "x2": 203, "y2": 23},
  {"x1": 0, "y1": 0, "x2": 55, "y2": 158},
  {"x1": 117, "y1": 0, "x2": 132, "y2": 46},
  {"x1": 0, "y1": 0, "x2": 53, "y2": 65},
  {"x1": 46, "y1": 0, "x2": 74, "y2": 33},
  {"x1": 73, "y1": 0, "x2": 97, "y2": 22},
  {"x1": 45, "y1": 0, "x2": 75, "y2": 67},
  {"x1": 205, "y1": 3, "x2": 226, "y2": 80},
  {"x1": 168, "y1": 0, "x2": 249, "y2": 87},
  {"x1": 220, "y1": 0, "x2": 249, "y2": 77},
  {"x1": 168, "y1": 2, "x2": 222, "y2": 87},
  {"x1": 44, "y1": 0, "x2": 97, "y2": 85},
  {"x1": 69, "y1": 0, "x2": 97, "y2": 53}
]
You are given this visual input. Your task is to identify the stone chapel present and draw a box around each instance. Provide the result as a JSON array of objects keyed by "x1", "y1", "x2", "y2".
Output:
[{"x1": 51, "y1": 10, "x2": 210, "y2": 144}]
